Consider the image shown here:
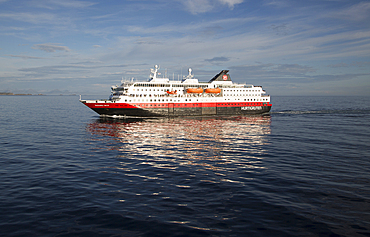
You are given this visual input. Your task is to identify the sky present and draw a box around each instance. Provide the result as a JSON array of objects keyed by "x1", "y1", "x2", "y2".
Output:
[{"x1": 0, "y1": 0, "x2": 369, "y2": 96}]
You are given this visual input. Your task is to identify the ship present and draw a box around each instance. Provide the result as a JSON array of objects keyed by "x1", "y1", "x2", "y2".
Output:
[{"x1": 80, "y1": 65, "x2": 272, "y2": 117}]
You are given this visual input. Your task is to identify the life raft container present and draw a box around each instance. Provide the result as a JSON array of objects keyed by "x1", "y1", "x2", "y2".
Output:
[
  {"x1": 205, "y1": 88, "x2": 221, "y2": 93},
  {"x1": 186, "y1": 87, "x2": 203, "y2": 93}
]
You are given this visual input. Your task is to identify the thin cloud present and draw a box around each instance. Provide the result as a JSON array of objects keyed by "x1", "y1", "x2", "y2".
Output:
[
  {"x1": 205, "y1": 56, "x2": 230, "y2": 63},
  {"x1": 180, "y1": 0, "x2": 213, "y2": 14},
  {"x1": 32, "y1": 0, "x2": 96, "y2": 9},
  {"x1": 48, "y1": 0, "x2": 96, "y2": 8},
  {"x1": 0, "y1": 12, "x2": 55, "y2": 24},
  {"x1": 181, "y1": 0, "x2": 244, "y2": 14},
  {"x1": 335, "y1": 2, "x2": 370, "y2": 21},
  {"x1": 328, "y1": 61, "x2": 370, "y2": 68},
  {"x1": 6, "y1": 54, "x2": 45, "y2": 59},
  {"x1": 263, "y1": 0, "x2": 288, "y2": 8},
  {"x1": 32, "y1": 43, "x2": 71, "y2": 53},
  {"x1": 218, "y1": 0, "x2": 243, "y2": 9},
  {"x1": 327, "y1": 63, "x2": 348, "y2": 68},
  {"x1": 229, "y1": 63, "x2": 316, "y2": 80}
]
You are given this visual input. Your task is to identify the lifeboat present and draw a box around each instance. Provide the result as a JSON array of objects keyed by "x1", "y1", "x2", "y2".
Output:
[
  {"x1": 205, "y1": 88, "x2": 221, "y2": 93},
  {"x1": 166, "y1": 90, "x2": 177, "y2": 94},
  {"x1": 186, "y1": 87, "x2": 203, "y2": 93}
]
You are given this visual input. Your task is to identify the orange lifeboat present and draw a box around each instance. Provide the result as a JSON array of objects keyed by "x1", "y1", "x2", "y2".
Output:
[
  {"x1": 186, "y1": 87, "x2": 203, "y2": 93},
  {"x1": 166, "y1": 90, "x2": 177, "y2": 94},
  {"x1": 205, "y1": 88, "x2": 221, "y2": 93}
]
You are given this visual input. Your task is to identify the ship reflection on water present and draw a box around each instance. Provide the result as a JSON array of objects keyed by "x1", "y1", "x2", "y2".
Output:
[{"x1": 86, "y1": 115, "x2": 271, "y2": 173}]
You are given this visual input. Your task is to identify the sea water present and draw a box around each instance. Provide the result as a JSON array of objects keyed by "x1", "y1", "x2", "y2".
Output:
[{"x1": 0, "y1": 95, "x2": 369, "y2": 236}]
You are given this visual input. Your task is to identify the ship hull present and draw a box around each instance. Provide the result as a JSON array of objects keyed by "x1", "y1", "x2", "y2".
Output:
[{"x1": 81, "y1": 101, "x2": 272, "y2": 118}]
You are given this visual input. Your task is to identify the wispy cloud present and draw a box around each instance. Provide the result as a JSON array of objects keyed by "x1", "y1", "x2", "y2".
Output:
[
  {"x1": 327, "y1": 63, "x2": 349, "y2": 68},
  {"x1": 180, "y1": 0, "x2": 244, "y2": 14},
  {"x1": 327, "y1": 61, "x2": 370, "y2": 68},
  {"x1": 32, "y1": 0, "x2": 96, "y2": 9},
  {"x1": 6, "y1": 54, "x2": 45, "y2": 59},
  {"x1": 0, "y1": 12, "x2": 56, "y2": 24},
  {"x1": 32, "y1": 43, "x2": 71, "y2": 53},
  {"x1": 220, "y1": 0, "x2": 243, "y2": 8},
  {"x1": 229, "y1": 63, "x2": 316, "y2": 81},
  {"x1": 334, "y1": 2, "x2": 370, "y2": 21},
  {"x1": 180, "y1": 0, "x2": 213, "y2": 14},
  {"x1": 205, "y1": 56, "x2": 230, "y2": 63}
]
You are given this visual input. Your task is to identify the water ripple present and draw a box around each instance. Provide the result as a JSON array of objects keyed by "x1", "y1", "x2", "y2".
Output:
[{"x1": 1, "y1": 96, "x2": 369, "y2": 236}]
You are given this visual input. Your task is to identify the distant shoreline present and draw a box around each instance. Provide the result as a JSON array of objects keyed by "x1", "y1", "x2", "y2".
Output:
[
  {"x1": 0, "y1": 92, "x2": 43, "y2": 96},
  {"x1": 0, "y1": 92, "x2": 77, "y2": 96}
]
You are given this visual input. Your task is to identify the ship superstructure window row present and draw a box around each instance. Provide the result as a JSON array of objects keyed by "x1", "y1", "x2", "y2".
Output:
[{"x1": 132, "y1": 83, "x2": 210, "y2": 88}]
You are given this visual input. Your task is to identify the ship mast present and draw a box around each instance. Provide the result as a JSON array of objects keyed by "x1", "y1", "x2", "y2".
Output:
[{"x1": 150, "y1": 65, "x2": 159, "y2": 80}]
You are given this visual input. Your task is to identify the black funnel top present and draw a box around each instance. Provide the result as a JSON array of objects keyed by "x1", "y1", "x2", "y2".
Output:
[{"x1": 208, "y1": 70, "x2": 231, "y2": 82}]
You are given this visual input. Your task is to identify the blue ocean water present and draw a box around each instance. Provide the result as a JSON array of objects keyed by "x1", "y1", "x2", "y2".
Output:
[{"x1": 0, "y1": 95, "x2": 369, "y2": 236}]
